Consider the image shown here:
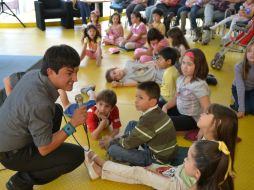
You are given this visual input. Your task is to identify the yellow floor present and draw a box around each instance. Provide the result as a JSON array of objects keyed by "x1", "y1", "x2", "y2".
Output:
[{"x1": 0, "y1": 21, "x2": 254, "y2": 190}]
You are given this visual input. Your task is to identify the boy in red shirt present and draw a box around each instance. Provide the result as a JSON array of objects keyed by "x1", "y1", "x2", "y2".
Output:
[{"x1": 87, "y1": 89, "x2": 121, "y2": 140}]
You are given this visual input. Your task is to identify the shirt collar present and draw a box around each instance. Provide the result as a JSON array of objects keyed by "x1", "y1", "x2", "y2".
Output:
[{"x1": 142, "y1": 105, "x2": 158, "y2": 116}]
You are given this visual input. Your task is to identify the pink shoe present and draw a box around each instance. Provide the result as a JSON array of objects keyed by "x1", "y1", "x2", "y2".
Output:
[
  {"x1": 108, "y1": 47, "x2": 120, "y2": 54},
  {"x1": 84, "y1": 150, "x2": 99, "y2": 180}
]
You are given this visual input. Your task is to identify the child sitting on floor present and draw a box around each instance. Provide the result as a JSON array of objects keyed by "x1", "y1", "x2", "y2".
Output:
[
  {"x1": 103, "y1": 12, "x2": 124, "y2": 46},
  {"x1": 134, "y1": 28, "x2": 169, "y2": 63},
  {"x1": 85, "y1": 140, "x2": 235, "y2": 190},
  {"x1": 148, "y1": 8, "x2": 166, "y2": 35},
  {"x1": 118, "y1": 11, "x2": 147, "y2": 50},
  {"x1": 99, "y1": 81, "x2": 177, "y2": 166},
  {"x1": 157, "y1": 47, "x2": 180, "y2": 107},
  {"x1": 87, "y1": 10, "x2": 101, "y2": 34},
  {"x1": 231, "y1": 41, "x2": 254, "y2": 118},
  {"x1": 80, "y1": 24, "x2": 102, "y2": 66},
  {"x1": 162, "y1": 48, "x2": 210, "y2": 132},
  {"x1": 167, "y1": 27, "x2": 190, "y2": 58},
  {"x1": 86, "y1": 89, "x2": 122, "y2": 140}
]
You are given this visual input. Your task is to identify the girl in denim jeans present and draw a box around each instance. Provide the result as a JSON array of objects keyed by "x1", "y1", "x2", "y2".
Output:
[{"x1": 231, "y1": 41, "x2": 254, "y2": 118}]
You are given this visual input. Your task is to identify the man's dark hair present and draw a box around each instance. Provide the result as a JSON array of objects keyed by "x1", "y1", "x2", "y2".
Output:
[
  {"x1": 96, "y1": 89, "x2": 117, "y2": 107},
  {"x1": 41, "y1": 44, "x2": 80, "y2": 76},
  {"x1": 137, "y1": 81, "x2": 160, "y2": 103},
  {"x1": 158, "y1": 47, "x2": 178, "y2": 65}
]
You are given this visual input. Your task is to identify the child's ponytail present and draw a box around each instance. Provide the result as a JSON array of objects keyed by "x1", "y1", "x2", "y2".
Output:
[{"x1": 194, "y1": 140, "x2": 234, "y2": 190}]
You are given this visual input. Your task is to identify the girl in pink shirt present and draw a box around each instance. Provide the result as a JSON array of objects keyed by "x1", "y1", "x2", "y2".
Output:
[
  {"x1": 134, "y1": 28, "x2": 169, "y2": 63},
  {"x1": 87, "y1": 10, "x2": 102, "y2": 35},
  {"x1": 119, "y1": 11, "x2": 147, "y2": 50},
  {"x1": 103, "y1": 12, "x2": 124, "y2": 46},
  {"x1": 80, "y1": 24, "x2": 102, "y2": 66}
]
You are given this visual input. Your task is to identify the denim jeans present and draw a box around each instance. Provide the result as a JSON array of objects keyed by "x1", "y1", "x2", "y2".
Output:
[
  {"x1": 78, "y1": 1, "x2": 91, "y2": 24},
  {"x1": 145, "y1": 5, "x2": 157, "y2": 24},
  {"x1": 231, "y1": 85, "x2": 254, "y2": 114},
  {"x1": 203, "y1": 3, "x2": 225, "y2": 42},
  {"x1": 176, "y1": 6, "x2": 190, "y2": 24},
  {"x1": 189, "y1": 5, "x2": 201, "y2": 29},
  {"x1": 107, "y1": 121, "x2": 154, "y2": 166}
]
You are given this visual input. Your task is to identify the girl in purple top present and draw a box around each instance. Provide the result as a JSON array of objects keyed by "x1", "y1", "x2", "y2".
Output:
[
  {"x1": 231, "y1": 41, "x2": 254, "y2": 118},
  {"x1": 119, "y1": 11, "x2": 147, "y2": 50},
  {"x1": 134, "y1": 28, "x2": 169, "y2": 63},
  {"x1": 103, "y1": 12, "x2": 124, "y2": 46}
]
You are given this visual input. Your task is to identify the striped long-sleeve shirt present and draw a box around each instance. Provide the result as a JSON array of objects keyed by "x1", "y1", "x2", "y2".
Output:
[{"x1": 117, "y1": 106, "x2": 177, "y2": 164}]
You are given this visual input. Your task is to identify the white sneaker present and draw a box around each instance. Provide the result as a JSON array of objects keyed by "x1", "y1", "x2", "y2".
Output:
[{"x1": 84, "y1": 150, "x2": 99, "y2": 180}]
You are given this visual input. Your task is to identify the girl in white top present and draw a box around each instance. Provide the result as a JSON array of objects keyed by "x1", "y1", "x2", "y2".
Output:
[
  {"x1": 167, "y1": 27, "x2": 190, "y2": 58},
  {"x1": 162, "y1": 48, "x2": 210, "y2": 131},
  {"x1": 84, "y1": 140, "x2": 235, "y2": 190}
]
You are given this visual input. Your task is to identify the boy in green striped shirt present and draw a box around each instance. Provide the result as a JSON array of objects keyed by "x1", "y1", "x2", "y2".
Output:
[{"x1": 99, "y1": 81, "x2": 177, "y2": 166}]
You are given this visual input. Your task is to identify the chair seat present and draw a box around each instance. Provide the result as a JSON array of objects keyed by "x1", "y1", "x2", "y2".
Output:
[{"x1": 44, "y1": 9, "x2": 66, "y2": 18}]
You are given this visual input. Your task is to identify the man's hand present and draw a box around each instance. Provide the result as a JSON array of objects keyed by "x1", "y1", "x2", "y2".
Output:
[
  {"x1": 99, "y1": 136, "x2": 113, "y2": 150},
  {"x1": 70, "y1": 106, "x2": 86, "y2": 127}
]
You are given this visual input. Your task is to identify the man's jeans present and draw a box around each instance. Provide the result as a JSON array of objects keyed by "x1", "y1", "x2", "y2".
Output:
[
  {"x1": 107, "y1": 121, "x2": 154, "y2": 166},
  {"x1": 203, "y1": 3, "x2": 225, "y2": 43}
]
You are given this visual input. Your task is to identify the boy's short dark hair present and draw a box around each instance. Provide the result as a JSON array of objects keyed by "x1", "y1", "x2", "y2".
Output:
[
  {"x1": 137, "y1": 81, "x2": 160, "y2": 103},
  {"x1": 158, "y1": 47, "x2": 179, "y2": 65},
  {"x1": 152, "y1": 8, "x2": 163, "y2": 17},
  {"x1": 41, "y1": 44, "x2": 80, "y2": 76},
  {"x1": 96, "y1": 89, "x2": 117, "y2": 107}
]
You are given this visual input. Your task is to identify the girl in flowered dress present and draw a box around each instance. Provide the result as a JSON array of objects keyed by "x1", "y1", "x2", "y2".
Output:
[
  {"x1": 103, "y1": 12, "x2": 124, "y2": 46},
  {"x1": 118, "y1": 11, "x2": 147, "y2": 50}
]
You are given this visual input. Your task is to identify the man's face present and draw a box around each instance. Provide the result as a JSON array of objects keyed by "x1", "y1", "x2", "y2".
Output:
[{"x1": 48, "y1": 66, "x2": 79, "y2": 91}]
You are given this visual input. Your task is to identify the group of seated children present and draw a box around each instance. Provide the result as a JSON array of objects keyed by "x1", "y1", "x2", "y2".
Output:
[
  {"x1": 2, "y1": 3, "x2": 254, "y2": 188},
  {"x1": 83, "y1": 81, "x2": 238, "y2": 190},
  {"x1": 80, "y1": 0, "x2": 254, "y2": 66}
]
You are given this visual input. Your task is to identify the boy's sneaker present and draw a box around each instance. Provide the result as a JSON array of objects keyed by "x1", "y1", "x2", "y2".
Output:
[{"x1": 81, "y1": 85, "x2": 96, "y2": 95}]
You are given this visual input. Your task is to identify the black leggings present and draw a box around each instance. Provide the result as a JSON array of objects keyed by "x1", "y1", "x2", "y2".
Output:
[{"x1": 167, "y1": 106, "x2": 198, "y2": 131}]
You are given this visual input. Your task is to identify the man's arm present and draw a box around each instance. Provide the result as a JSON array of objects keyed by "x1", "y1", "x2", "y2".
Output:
[{"x1": 38, "y1": 107, "x2": 86, "y2": 156}]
